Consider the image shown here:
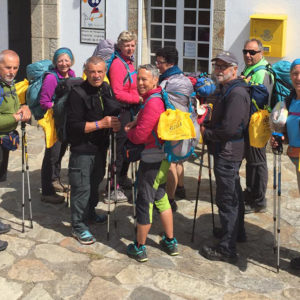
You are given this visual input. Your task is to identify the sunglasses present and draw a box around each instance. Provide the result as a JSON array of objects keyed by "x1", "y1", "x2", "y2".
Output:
[
  {"x1": 213, "y1": 63, "x2": 232, "y2": 71},
  {"x1": 242, "y1": 49, "x2": 261, "y2": 56}
]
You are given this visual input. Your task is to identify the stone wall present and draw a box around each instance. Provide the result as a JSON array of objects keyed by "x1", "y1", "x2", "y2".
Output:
[
  {"x1": 31, "y1": 0, "x2": 59, "y2": 62},
  {"x1": 212, "y1": 0, "x2": 225, "y2": 57}
]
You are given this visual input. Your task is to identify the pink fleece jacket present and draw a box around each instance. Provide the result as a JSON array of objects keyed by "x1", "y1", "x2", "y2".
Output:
[
  {"x1": 108, "y1": 54, "x2": 140, "y2": 105},
  {"x1": 127, "y1": 87, "x2": 164, "y2": 149},
  {"x1": 39, "y1": 68, "x2": 76, "y2": 110}
]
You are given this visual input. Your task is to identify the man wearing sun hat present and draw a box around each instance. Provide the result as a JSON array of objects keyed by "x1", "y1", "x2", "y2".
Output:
[{"x1": 199, "y1": 51, "x2": 250, "y2": 264}]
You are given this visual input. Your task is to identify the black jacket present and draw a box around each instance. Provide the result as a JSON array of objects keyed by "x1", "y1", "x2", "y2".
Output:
[
  {"x1": 203, "y1": 78, "x2": 250, "y2": 161},
  {"x1": 66, "y1": 80, "x2": 120, "y2": 154}
]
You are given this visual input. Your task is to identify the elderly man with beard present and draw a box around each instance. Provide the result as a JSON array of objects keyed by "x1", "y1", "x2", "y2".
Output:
[
  {"x1": 0, "y1": 49, "x2": 31, "y2": 251},
  {"x1": 199, "y1": 51, "x2": 250, "y2": 264}
]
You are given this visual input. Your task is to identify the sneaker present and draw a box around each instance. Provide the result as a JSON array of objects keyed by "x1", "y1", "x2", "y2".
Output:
[
  {"x1": 127, "y1": 241, "x2": 148, "y2": 262},
  {"x1": 71, "y1": 229, "x2": 96, "y2": 245},
  {"x1": 0, "y1": 222, "x2": 11, "y2": 234},
  {"x1": 201, "y1": 245, "x2": 238, "y2": 264},
  {"x1": 90, "y1": 214, "x2": 107, "y2": 224},
  {"x1": 41, "y1": 193, "x2": 65, "y2": 204},
  {"x1": 119, "y1": 176, "x2": 132, "y2": 190},
  {"x1": 169, "y1": 199, "x2": 178, "y2": 212},
  {"x1": 52, "y1": 180, "x2": 69, "y2": 193},
  {"x1": 0, "y1": 240, "x2": 8, "y2": 251},
  {"x1": 175, "y1": 185, "x2": 186, "y2": 199},
  {"x1": 244, "y1": 204, "x2": 267, "y2": 214},
  {"x1": 290, "y1": 257, "x2": 300, "y2": 270},
  {"x1": 160, "y1": 234, "x2": 179, "y2": 256},
  {"x1": 104, "y1": 188, "x2": 128, "y2": 204}
]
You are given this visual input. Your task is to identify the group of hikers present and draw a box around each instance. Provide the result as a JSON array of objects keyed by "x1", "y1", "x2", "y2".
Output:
[{"x1": 0, "y1": 30, "x2": 299, "y2": 269}]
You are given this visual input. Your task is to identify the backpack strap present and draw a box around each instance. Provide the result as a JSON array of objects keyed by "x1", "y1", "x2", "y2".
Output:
[
  {"x1": 114, "y1": 52, "x2": 137, "y2": 86},
  {"x1": 140, "y1": 92, "x2": 162, "y2": 109}
]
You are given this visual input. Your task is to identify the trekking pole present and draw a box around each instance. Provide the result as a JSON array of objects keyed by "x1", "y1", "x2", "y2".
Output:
[
  {"x1": 273, "y1": 149, "x2": 277, "y2": 254},
  {"x1": 131, "y1": 162, "x2": 137, "y2": 232},
  {"x1": 191, "y1": 142, "x2": 205, "y2": 242},
  {"x1": 21, "y1": 122, "x2": 33, "y2": 232},
  {"x1": 107, "y1": 133, "x2": 112, "y2": 241},
  {"x1": 272, "y1": 132, "x2": 283, "y2": 272},
  {"x1": 113, "y1": 132, "x2": 117, "y2": 229},
  {"x1": 208, "y1": 150, "x2": 216, "y2": 235},
  {"x1": 66, "y1": 145, "x2": 70, "y2": 207}
]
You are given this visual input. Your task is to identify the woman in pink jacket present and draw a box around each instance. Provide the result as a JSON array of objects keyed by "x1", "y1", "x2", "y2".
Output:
[
  {"x1": 40, "y1": 47, "x2": 75, "y2": 204},
  {"x1": 125, "y1": 64, "x2": 179, "y2": 262},
  {"x1": 106, "y1": 31, "x2": 140, "y2": 202}
]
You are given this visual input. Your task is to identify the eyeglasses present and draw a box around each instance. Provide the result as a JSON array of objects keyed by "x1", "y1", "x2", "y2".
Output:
[
  {"x1": 213, "y1": 63, "x2": 232, "y2": 71},
  {"x1": 242, "y1": 49, "x2": 261, "y2": 56},
  {"x1": 155, "y1": 60, "x2": 167, "y2": 65}
]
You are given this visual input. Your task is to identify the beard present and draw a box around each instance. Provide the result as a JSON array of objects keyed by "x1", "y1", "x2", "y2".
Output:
[{"x1": 215, "y1": 69, "x2": 234, "y2": 85}]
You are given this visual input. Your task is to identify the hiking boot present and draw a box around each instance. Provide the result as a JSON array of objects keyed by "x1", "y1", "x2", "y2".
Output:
[
  {"x1": 175, "y1": 185, "x2": 186, "y2": 199},
  {"x1": 244, "y1": 204, "x2": 267, "y2": 214},
  {"x1": 127, "y1": 241, "x2": 148, "y2": 262},
  {"x1": 160, "y1": 234, "x2": 179, "y2": 256},
  {"x1": 71, "y1": 229, "x2": 96, "y2": 245},
  {"x1": 119, "y1": 176, "x2": 132, "y2": 190},
  {"x1": 0, "y1": 240, "x2": 8, "y2": 251},
  {"x1": 201, "y1": 245, "x2": 238, "y2": 264},
  {"x1": 90, "y1": 214, "x2": 107, "y2": 225},
  {"x1": 41, "y1": 193, "x2": 65, "y2": 204},
  {"x1": 169, "y1": 199, "x2": 177, "y2": 212},
  {"x1": 104, "y1": 188, "x2": 128, "y2": 204},
  {"x1": 52, "y1": 180, "x2": 69, "y2": 193},
  {"x1": 213, "y1": 227, "x2": 247, "y2": 243},
  {"x1": 0, "y1": 221, "x2": 11, "y2": 234},
  {"x1": 290, "y1": 257, "x2": 300, "y2": 270}
]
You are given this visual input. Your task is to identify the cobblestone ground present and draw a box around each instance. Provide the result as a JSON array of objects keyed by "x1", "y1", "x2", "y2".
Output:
[{"x1": 0, "y1": 124, "x2": 300, "y2": 300}]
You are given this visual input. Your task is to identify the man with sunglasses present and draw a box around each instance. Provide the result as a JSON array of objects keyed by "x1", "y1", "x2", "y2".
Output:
[
  {"x1": 200, "y1": 51, "x2": 250, "y2": 263},
  {"x1": 241, "y1": 39, "x2": 274, "y2": 214}
]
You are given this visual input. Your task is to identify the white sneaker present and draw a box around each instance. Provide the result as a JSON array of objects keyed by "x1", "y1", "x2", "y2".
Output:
[{"x1": 104, "y1": 188, "x2": 128, "y2": 204}]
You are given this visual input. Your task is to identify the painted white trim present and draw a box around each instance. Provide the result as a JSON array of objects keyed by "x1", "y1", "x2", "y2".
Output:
[
  {"x1": 208, "y1": 0, "x2": 214, "y2": 74},
  {"x1": 137, "y1": 0, "x2": 143, "y2": 65},
  {"x1": 0, "y1": 0, "x2": 8, "y2": 51}
]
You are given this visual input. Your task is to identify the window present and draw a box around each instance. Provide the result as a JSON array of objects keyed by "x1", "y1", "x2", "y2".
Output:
[{"x1": 148, "y1": 0, "x2": 212, "y2": 73}]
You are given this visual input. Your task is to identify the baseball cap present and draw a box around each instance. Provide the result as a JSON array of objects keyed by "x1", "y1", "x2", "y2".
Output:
[{"x1": 211, "y1": 51, "x2": 238, "y2": 66}]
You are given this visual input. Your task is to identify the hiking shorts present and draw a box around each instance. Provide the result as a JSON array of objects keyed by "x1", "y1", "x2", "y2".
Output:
[{"x1": 136, "y1": 159, "x2": 171, "y2": 225}]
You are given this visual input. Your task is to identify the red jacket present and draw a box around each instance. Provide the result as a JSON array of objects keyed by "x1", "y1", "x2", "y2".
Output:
[
  {"x1": 127, "y1": 87, "x2": 164, "y2": 149},
  {"x1": 108, "y1": 54, "x2": 140, "y2": 105}
]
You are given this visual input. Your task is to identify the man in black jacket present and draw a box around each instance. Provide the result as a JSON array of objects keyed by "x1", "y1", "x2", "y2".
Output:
[
  {"x1": 66, "y1": 56, "x2": 120, "y2": 245},
  {"x1": 200, "y1": 51, "x2": 250, "y2": 263}
]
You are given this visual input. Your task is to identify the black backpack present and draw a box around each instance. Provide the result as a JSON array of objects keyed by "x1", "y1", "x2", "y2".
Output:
[{"x1": 53, "y1": 77, "x2": 84, "y2": 143}]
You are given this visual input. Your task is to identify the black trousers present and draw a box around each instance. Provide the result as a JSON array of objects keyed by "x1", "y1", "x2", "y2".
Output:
[
  {"x1": 214, "y1": 156, "x2": 245, "y2": 255},
  {"x1": 41, "y1": 141, "x2": 68, "y2": 195},
  {"x1": 244, "y1": 140, "x2": 268, "y2": 208},
  {"x1": 69, "y1": 150, "x2": 106, "y2": 233},
  {"x1": 0, "y1": 145, "x2": 9, "y2": 181}
]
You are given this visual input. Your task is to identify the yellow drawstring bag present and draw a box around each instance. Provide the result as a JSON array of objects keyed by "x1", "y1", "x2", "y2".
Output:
[
  {"x1": 15, "y1": 79, "x2": 29, "y2": 105},
  {"x1": 37, "y1": 109, "x2": 57, "y2": 148},
  {"x1": 157, "y1": 109, "x2": 196, "y2": 141},
  {"x1": 248, "y1": 109, "x2": 271, "y2": 148}
]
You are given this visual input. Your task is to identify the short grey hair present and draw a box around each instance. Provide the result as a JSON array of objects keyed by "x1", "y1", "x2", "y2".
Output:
[
  {"x1": 0, "y1": 49, "x2": 19, "y2": 64},
  {"x1": 138, "y1": 64, "x2": 159, "y2": 78},
  {"x1": 84, "y1": 56, "x2": 106, "y2": 72},
  {"x1": 244, "y1": 39, "x2": 263, "y2": 52},
  {"x1": 117, "y1": 31, "x2": 137, "y2": 48}
]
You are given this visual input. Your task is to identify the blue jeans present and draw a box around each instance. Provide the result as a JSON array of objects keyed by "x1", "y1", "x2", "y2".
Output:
[{"x1": 214, "y1": 156, "x2": 245, "y2": 255}]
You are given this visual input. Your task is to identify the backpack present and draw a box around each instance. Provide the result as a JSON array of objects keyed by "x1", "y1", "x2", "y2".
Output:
[
  {"x1": 224, "y1": 81, "x2": 270, "y2": 148},
  {"x1": 52, "y1": 77, "x2": 84, "y2": 143},
  {"x1": 26, "y1": 60, "x2": 58, "y2": 120},
  {"x1": 245, "y1": 61, "x2": 293, "y2": 108},
  {"x1": 157, "y1": 90, "x2": 200, "y2": 162},
  {"x1": 93, "y1": 39, "x2": 136, "y2": 86}
]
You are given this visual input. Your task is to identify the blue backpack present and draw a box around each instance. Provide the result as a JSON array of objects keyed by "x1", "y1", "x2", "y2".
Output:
[
  {"x1": 144, "y1": 91, "x2": 200, "y2": 163},
  {"x1": 245, "y1": 61, "x2": 293, "y2": 108},
  {"x1": 26, "y1": 60, "x2": 58, "y2": 120}
]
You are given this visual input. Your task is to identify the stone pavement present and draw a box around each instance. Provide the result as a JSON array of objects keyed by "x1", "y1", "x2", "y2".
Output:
[{"x1": 1, "y1": 124, "x2": 300, "y2": 300}]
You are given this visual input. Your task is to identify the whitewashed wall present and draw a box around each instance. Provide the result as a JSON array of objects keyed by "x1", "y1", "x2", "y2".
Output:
[
  {"x1": 0, "y1": 0, "x2": 8, "y2": 51},
  {"x1": 59, "y1": 0, "x2": 128, "y2": 75},
  {"x1": 224, "y1": 0, "x2": 300, "y2": 71}
]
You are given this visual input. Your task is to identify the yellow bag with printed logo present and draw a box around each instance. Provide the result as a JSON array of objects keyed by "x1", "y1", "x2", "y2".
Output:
[
  {"x1": 157, "y1": 108, "x2": 196, "y2": 141},
  {"x1": 249, "y1": 109, "x2": 271, "y2": 148}
]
